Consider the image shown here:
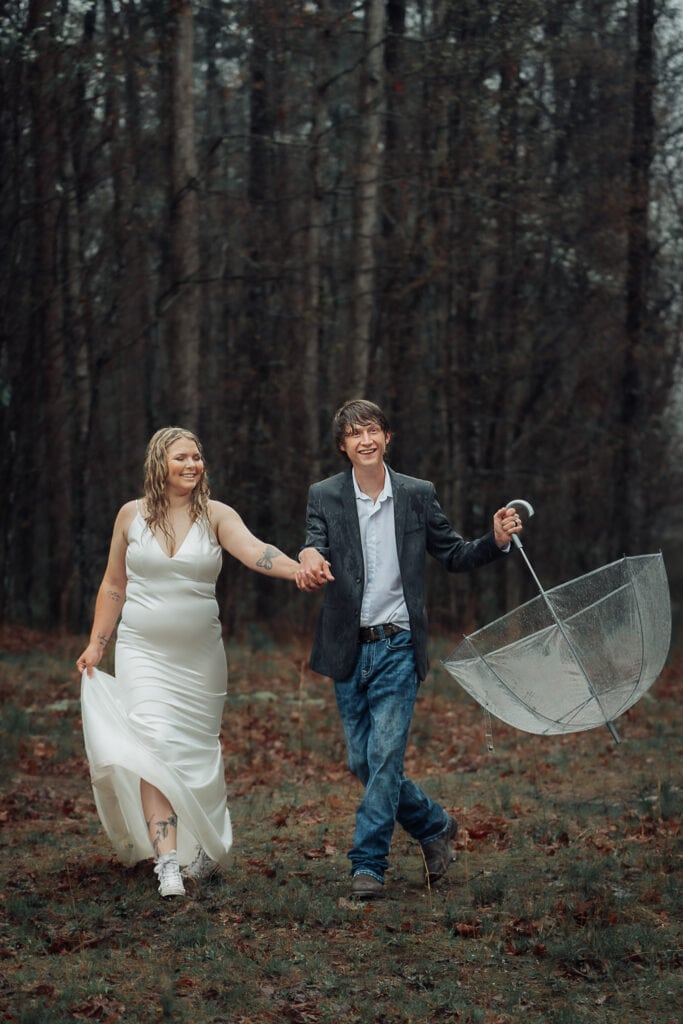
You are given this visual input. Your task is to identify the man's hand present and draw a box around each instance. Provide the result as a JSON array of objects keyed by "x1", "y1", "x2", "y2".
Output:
[{"x1": 493, "y1": 507, "x2": 523, "y2": 549}]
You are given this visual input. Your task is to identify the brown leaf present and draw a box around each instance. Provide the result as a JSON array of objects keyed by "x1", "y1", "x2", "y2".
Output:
[
  {"x1": 176, "y1": 976, "x2": 197, "y2": 992},
  {"x1": 32, "y1": 983, "x2": 57, "y2": 997},
  {"x1": 69, "y1": 994, "x2": 124, "y2": 1021},
  {"x1": 453, "y1": 921, "x2": 481, "y2": 938}
]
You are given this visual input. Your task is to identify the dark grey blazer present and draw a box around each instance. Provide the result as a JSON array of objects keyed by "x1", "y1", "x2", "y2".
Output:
[{"x1": 303, "y1": 466, "x2": 505, "y2": 682}]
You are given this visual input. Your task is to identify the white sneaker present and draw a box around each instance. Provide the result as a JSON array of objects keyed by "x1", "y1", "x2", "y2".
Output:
[
  {"x1": 181, "y1": 847, "x2": 219, "y2": 882},
  {"x1": 154, "y1": 851, "x2": 186, "y2": 897}
]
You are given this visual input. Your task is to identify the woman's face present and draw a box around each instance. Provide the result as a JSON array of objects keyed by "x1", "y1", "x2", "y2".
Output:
[{"x1": 165, "y1": 437, "x2": 204, "y2": 495}]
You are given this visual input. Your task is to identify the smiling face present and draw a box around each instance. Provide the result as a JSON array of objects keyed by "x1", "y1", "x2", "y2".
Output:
[
  {"x1": 165, "y1": 437, "x2": 204, "y2": 495},
  {"x1": 338, "y1": 419, "x2": 391, "y2": 474}
]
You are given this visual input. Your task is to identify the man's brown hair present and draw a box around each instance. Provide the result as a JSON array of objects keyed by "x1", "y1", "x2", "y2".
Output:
[{"x1": 332, "y1": 400, "x2": 391, "y2": 459}]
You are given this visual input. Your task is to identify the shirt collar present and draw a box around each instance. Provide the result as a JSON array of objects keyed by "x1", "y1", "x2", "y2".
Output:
[{"x1": 352, "y1": 465, "x2": 393, "y2": 502}]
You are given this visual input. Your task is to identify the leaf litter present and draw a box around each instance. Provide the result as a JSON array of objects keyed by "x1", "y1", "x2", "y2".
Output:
[{"x1": 0, "y1": 626, "x2": 680, "y2": 1024}]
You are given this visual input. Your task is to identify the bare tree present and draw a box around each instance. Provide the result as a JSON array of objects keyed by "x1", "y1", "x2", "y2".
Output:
[
  {"x1": 1, "y1": 0, "x2": 682, "y2": 636},
  {"x1": 165, "y1": 0, "x2": 201, "y2": 427},
  {"x1": 348, "y1": 0, "x2": 385, "y2": 395},
  {"x1": 27, "y1": 0, "x2": 74, "y2": 626},
  {"x1": 620, "y1": 0, "x2": 656, "y2": 551}
]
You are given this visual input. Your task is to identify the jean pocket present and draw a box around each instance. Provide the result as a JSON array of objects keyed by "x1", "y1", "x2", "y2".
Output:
[{"x1": 386, "y1": 629, "x2": 412, "y2": 651}]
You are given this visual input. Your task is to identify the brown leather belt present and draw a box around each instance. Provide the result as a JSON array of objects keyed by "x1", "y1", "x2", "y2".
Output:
[{"x1": 358, "y1": 623, "x2": 405, "y2": 643}]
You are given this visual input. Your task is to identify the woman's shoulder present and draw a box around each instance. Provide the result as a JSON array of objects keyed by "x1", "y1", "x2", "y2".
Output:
[
  {"x1": 114, "y1": 499, "x2": 141, "y2": 531},
  {"x1": 104, "y1": 500, "x2": 139, "y2": 552},
  {"x1": 207, "y1": 499, "x2": 240, "y2": 527},
  {"x1": 208, "y1": 498, "x2": 231, "y2": 515}
]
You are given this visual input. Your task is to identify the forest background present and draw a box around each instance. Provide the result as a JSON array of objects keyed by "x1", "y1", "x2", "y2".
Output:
[{"x1": 1, "y1": 0, "x2": 683, "y2": 650}]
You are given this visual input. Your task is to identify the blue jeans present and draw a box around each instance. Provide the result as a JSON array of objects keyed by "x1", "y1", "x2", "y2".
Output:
[{"x1": 334, "y1": 628, "x2": 449, "y2": 882}]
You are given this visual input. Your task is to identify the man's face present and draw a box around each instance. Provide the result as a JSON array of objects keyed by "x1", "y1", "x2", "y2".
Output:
[{"x1": 338, "y1": 419, "x2": 391, "y2": 472}]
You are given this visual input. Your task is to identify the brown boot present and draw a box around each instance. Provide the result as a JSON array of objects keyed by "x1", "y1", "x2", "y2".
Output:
[
  {"x1": 420, "y1": 817, "x2": 458, "y2": 884},
  {"x1": 351, "y1": 872, "x2": 385, "y2": 900}
]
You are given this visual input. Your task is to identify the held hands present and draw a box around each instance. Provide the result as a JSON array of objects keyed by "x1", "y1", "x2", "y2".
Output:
[
  {"x1": 295, "y1": 548, "x2": 335, "y2": 591},
  {"x1": 493, "y1": 507, "x2": 523, "y2": 549}
]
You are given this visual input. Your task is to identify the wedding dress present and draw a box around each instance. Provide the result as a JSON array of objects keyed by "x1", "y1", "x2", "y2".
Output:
[{"x1": 81, "y1": 509, "x2": 232, "y2": 868}]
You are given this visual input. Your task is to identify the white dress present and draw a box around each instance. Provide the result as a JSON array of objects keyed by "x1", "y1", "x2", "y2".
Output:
[{"x1": 81, "y1": 509, "x2": 232, "y2": 868}]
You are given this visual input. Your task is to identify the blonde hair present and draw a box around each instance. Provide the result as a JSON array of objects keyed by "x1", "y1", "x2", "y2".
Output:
[{"x1": 143, "y1": 427, "x2": 210, "y2": 549}]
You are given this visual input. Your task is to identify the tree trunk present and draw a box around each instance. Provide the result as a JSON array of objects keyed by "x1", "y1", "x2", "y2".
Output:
[
  {"x1": 620, "y1": 0, "x2": 656, "y2": 553},
  {"x1": 348, "y1": 0, "x2": 385, "y2": 395},
  {"x1": 27, "y1": 0, "x2": 72, "y2": 626},
  {"x1": 166, "y1": 0, "x2": 201, "y2": 428},
  {"x1": 301, "y1": 12, "x2": 328, "y2": 484}
]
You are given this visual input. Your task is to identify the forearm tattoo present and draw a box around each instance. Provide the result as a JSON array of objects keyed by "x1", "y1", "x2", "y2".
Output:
[
  {"x1": 147, "y1": 814, "x2": 178, "y2": 859},
  {"x1": 106, "y1": 590, "x2": 121, "y2": 603},
  {"x1": 256, "y1": 545, "x2": 281, "y2": 571},
  {"x1": 96, "y1": 632, "x2": 109, "y2": 648}
]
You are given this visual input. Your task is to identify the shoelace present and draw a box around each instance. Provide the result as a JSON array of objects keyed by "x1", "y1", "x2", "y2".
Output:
[
  {"x1": 155, "y1": 860, "x2": 175, "y2": 881},
  {"x1": 154, "y1": 853, "x2": 183, "y2": 886}
]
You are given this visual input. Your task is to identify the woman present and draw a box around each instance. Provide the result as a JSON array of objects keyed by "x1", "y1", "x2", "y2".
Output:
[{"x1": 77, "y1": 426, "x2": 316, "y2": 898}]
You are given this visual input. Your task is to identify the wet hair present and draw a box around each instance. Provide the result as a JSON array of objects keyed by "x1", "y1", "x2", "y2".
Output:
[
  {"x1": 332, "y1": 399, "x2": 391, "y2": 460},
  {"x1": 143, "y1": 426, "x2": 210, "y2": 548}
]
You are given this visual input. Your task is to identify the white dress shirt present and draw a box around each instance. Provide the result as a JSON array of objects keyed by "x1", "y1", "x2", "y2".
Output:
[{"x1": 353, "y1": 467, "x2": 410, "y2": 630}]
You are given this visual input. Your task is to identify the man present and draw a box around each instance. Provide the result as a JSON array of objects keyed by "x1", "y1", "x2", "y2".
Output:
[{"x1": 299, "y1": 399, "x2": 522, "y2": 900}]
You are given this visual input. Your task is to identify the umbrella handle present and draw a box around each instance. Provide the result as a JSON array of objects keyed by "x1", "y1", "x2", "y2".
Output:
[{"x1": 505, "y1": 498, "x2": 534, "y2": 550}]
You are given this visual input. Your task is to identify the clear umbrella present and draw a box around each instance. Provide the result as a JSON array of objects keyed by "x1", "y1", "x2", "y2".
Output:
[{"x1": 443, "y1": 500, "x2": 671, "y2": 743}]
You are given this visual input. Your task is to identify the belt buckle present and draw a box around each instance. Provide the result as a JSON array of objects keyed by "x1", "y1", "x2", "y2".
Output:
[
  {"x1": 359, "y1": 624, "x2": 378, "y2": 643},
  {"x1": 359, "y1": 622, "x2": 401, "y2": 643}
]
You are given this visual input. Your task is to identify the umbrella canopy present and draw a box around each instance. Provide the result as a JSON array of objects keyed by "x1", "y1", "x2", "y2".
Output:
[{"x1": 443, "y1": 552, "x2": 670, "y2": 738}]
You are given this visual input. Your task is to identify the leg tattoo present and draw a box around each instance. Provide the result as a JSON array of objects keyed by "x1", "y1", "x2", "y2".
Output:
[{"x1": 147, "y1": 813, "x2": 178, "y2": 859}]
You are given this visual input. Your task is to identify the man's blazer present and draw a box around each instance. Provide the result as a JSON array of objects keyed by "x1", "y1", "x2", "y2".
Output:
[{"x1": 303, "y1": 465, "x2": 505, "y2": 682}]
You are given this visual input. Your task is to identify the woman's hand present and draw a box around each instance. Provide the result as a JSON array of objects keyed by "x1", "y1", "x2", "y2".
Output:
[
  {"x1": 76, "y1": 642, "x2": 105, "y2": 678},
  {"x1": 295, "y1": 562, "x2": 333, "y2": 591}
]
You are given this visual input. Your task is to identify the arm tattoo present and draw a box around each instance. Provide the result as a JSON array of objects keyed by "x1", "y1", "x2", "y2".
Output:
[
  {"x1": 106, "y1": 590, "x2": 122, "y2": 603},
  {"x1": 256, "y1": 545, "x2": 281, "y2": 571}
]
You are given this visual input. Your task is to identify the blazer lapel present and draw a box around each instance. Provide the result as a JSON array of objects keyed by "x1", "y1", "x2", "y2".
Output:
[
  {"x1": 340, "y1": 469, "x2": 363, "y2": 566},
  {"x1": 390, "y1": 468, "x2": 408, "y2": 554}
]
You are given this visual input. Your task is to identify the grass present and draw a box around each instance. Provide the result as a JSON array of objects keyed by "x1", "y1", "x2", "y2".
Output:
[{"x1": 0, "y1": 625, "x2": 680, "y2": 1024}]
